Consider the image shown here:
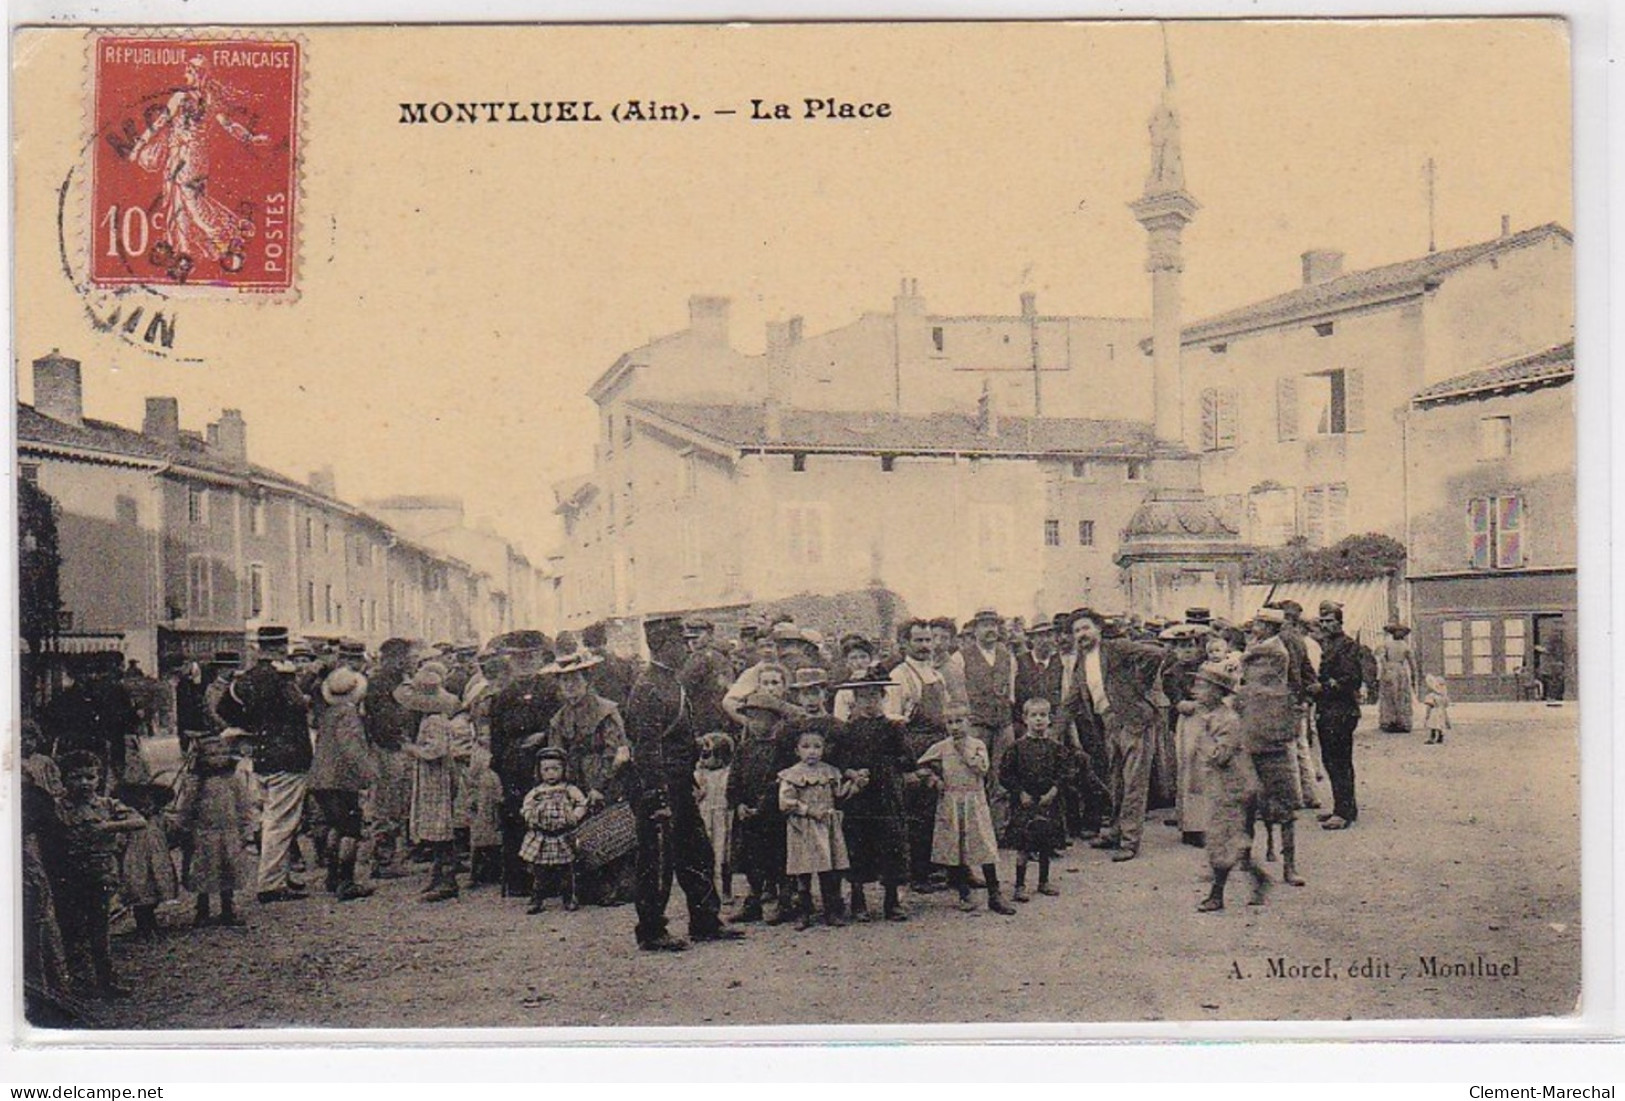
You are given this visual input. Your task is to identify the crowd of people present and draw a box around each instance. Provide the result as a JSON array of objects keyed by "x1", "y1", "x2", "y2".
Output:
[{"x1": 22, "y1": 596, "x2": 1433, "y2": 1014}]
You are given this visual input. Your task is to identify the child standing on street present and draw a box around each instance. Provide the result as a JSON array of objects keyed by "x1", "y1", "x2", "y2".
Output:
[
  {"x1": 777, "y1": 729, "x2": 853, "y2": 930},
  {"x1": 54, "y1": 751, "x2": 147, "y2": 997},
  {"x1": 520, "y1": 747, "x2": 588, "y2": 914},
  {"x1": 170, "y1": 735, "x2": 256, "y2": 927},
  {"x1": 1192, "y1": 663, "x2": 1269, "y2": 913},
  {"x1": 1422, "y1": 674, "x2": 1453, "y2": 745},
  {"x1": 918, "y1": 708, "x2": 1016, "y2": 915},
  {"x1": 394, "y1": 664, "x2": 465, "y2": 903},
  {"x1": 465, "y1": 729, "x2": 505, "y2": 887},
  {"x1": 726, "y1": 692, "x2": 795, "y2": 924},
  {"x1": 694, "y1": 732, "x2": 735, "y2": 902},
  {"x1": 1000, "y1": 697, "x2": 1065, "y2": 902},
  {"x1": 117, "y1": 782, "x2": 179, "y2": 938}
]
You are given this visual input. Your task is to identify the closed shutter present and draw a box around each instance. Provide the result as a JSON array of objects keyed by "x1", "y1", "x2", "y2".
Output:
[
  {"x1": 1467, "y1": 497, "x2": 1492, "y2": 568},
  {"x1": 1344, "y1": 368, "x2": 1366, "y2": 433},
  {"x1": 1494, "y1": 495, "x2": 1525, "y2": 569},
  {"x1": 1327, "y1": 484, "x2": 1349, "y2": 543},
  {"x1": 1200, "y1": 388, "x2": 1219, "y2": 451},
  {"x1": 1276, "y1": 377, "x2": 1298, "y2": 441},
  {"x1": 1303, "y1": 486, "x2": 1325, "y2": 547}
]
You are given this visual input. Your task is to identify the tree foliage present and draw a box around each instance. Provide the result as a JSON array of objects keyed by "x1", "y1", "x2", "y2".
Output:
[
  {"x1": 1242, "y1": 532, "x2": 1406, "y2": 584},
  {"x1": 18, "y1": 480, "x2": 62, "y2": 657}
]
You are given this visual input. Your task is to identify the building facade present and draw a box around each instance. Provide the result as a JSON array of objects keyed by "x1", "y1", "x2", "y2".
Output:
[
  {"x1": 18, "y1": 351, "x2": 535, "y2": 669},
  {"x1": 1405, "y1": 342, "x2": 1576, "y2": 701}
]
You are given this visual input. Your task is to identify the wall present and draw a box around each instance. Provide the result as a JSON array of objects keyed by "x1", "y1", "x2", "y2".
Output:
[
  {"x1": 1407, "y1": 381, "x2": 1575, "y2": 579},
  {"x1": 29, "y1": 457, "x2": 160, "y2": 658},
  {"x1": 159, "y1": 474, "x2": 242, "y2": 629},
  {"x1": 1420, "y1": 236, "x2": 1575, "y2": 388},
  {"x1": 1184, "y1": 298, "x2": 1426, "y2": 546},
  {"x1": 1410, "y1": 572, "x2": 1576, "y2": 701}
]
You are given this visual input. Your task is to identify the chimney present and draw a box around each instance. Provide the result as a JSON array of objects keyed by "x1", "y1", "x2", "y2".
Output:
[
  {"x1": 893, "y1": 277, "x2": 925, "y2": 317},
  {"x1": 764, "y1": 318, "x2": 797, "y2": 444},
  {"x1": 309, "y1": 465, "x2": 337, "y2": 499},
  {"x1": 143, "y1": 397, "x2": 180, "y2": 443},
  {"x1": 33, "y1": 351, "x2": 83, "y2": 426},
  {"x1": 1020, "y1": 292, "x2": 1037, "y2": 318},
  {"x1": 1301, "y1": 249, "x2": 1345, "y2": 286},
  {"x1": 688, "y1": 295, "x2": 731, "y2": 345},
  {"x1": 976, "y1": 380, "x2": 999, "y2": 439},
  {"x1": 208, "y1": 408, "x2": 248, "y2": 464},
  {"x1": 1500, "y1": 214, "x2": 1511, "y2": 238}
]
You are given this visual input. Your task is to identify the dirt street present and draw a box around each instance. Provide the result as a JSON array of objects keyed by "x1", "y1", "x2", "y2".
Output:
[{"x1": 59, "y1": 702, "x2": 1580, "y2": 1030}]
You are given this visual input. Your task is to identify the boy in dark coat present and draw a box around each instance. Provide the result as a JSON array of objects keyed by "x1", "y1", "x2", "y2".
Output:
[{"x1": 1000, "y1": 697, "x2": 1067, "y2": 901}]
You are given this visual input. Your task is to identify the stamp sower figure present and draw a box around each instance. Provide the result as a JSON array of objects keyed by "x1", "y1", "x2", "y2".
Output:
[{"x1": 626, "y1": 615, "x2": 744, "y2": 952}]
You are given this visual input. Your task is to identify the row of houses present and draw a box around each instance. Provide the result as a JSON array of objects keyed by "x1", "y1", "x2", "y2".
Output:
[
  {"x1": 18, "y1": 352, "x2": 552, "y2": 673},
  {"x1": 550, "y1": 223, "x2": 1576, "y2": 701}
]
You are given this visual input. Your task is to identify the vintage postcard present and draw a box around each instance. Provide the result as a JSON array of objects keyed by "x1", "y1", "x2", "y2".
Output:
[{"x1": 10, "y1": 19, "x2": 1582, "y2": 1035}]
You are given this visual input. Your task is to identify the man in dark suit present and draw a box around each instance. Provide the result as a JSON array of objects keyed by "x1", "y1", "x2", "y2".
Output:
[
  {"x1": 488, "y1": 631, "x2": 560, "y2": 895},
  {"x1": 626, "y1": 615, "x2": 744, "y2": 952},
  {"x1": 1062, "y1": 609, "x2": 1169, "y2": 862}
]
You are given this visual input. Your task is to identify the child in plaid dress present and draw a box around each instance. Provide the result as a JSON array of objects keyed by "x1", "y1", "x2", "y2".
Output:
[{"x1": 520, "y1": 748, "x2": 588, "y2": 913}]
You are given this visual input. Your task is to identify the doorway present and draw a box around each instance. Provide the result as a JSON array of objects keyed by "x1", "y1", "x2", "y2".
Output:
[{"x1": 1532, "y1": 614, "x2": 1568, "y2": 701}]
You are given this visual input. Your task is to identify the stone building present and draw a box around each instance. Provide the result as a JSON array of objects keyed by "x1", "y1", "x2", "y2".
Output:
[
  {"x1": 1405, "y1": 341, "x2": 1576, "y2": 701},
  {"x1": 17, "y1": 351, "x2": 537, "y2": 670}
]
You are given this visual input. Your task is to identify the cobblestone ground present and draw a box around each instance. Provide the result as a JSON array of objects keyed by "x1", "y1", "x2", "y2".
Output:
[{"x1": 56, "y1": 702, "x2": 1580, "y2": 1030}]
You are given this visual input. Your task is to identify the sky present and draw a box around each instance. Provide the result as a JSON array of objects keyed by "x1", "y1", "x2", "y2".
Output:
[{"x1": 12, "y1": 20, "x2": 1573, "y2": 560}]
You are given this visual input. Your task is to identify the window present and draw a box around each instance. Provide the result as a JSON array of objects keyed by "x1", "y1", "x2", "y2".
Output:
[
  {"x1": 1044, "y1": 519, "x2": 1061, "y2": 547},
  {"x1": 304, "y1": 581, "x2": 316, "y2": 624},
  {"x1": 1503, "y1": 618, "x2": 1527, "y2": 675},
  {"x1": 303, "y1": 516, "x2": 314, "y2": 549},
  {"x1": 792, "y1": 453, "x2": 807, "y2": 473},
  {"x1": 322, "y1": 523, "x2": 332, "y2": 553},
  {"x1": 249, "y1": 498, "x2": 266, "y2": 536},
  {"x1": 188, "y1": 487, "x2": 209, "y2": 525},
  {"x1": 976, "y1": 505, "x2": 1012, "y2": 572},
  {"x1": 1470, "y1": 619, "x2": 1494, "y2": 675},
  {"x1": 1077, "y1": 519, "x2": 1096, "y2": 547},
  {"x1": 1302, "y1": 483, "x2": 1349, "y2": 548},
  {"x1": 19, "y1": 463, "x2": 39, "y2": 485},
  {"x1": 1478, "y1": 416, "x2": 1512, "y2": 461},
  {"x1": 1209, "y1": 343, "x2": 1228, "y2": 355},
  {"x1": 369, "y1": 599, "x2": 378, "y2": 631},
  {"x1": 782, "y1": 503, "x2": 828, "y2": 567},
  {"x1": 187, "y1": 556, "x2": 212, "y2": 618},
  {"x1": 1070, "y1": 460, "x2": 1093, "y2": 481},
  {"x1": 881, "y1": 456, "x2": 896, "y2": 473},
  {"x1": 1314, "y1": 321, "x2": 1335, "y2": 337},
  {"x1": 1468, "y1": 495, "x2": 1525, "y2": 570},
  {"x1": 1284, "y1": 368, "x2": 1365, "y2": 439},
  {"x1": 931, "y1": 326, "x2": 945, "y2": 352},
  {"x1": 335, "y1": 601, "x2": 344, "y2": 628},
  {"x1": 1200, "y1": 388, "x2": 1240, "y2": 451},
  {"x1": 1441, "y1": 620, "x2": 1465, "y2": 676},
  {"x1": 1248, "y1": 484, "x2": 1298, "y2": 546},
  {"x1": 247, "y1": 563, "x2": 267, "y2": 619},
  {"x1": 1125, "y1": 461, "x2": 1145, "y2": 482},
  {"x1": 324, "y1": 584, "x2": 334, "y2": 624},
  {"x1": 355, "y1": 538, "x2": 369, "y2": 567}
]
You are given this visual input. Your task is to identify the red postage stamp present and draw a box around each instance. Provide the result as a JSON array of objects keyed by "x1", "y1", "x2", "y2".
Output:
[{"x1": 90, "y1": 35, "x2": 300, "y2": 294}]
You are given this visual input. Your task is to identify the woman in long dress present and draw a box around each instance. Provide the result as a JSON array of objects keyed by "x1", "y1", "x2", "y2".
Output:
[{"x1": 1376, "y1": 624, "x2": 1417, "y2": 733}]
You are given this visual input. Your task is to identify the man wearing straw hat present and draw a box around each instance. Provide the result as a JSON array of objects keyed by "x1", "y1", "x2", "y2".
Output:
[{"x1": 625, "y1": 615, "x2": 743, "y2": 951}]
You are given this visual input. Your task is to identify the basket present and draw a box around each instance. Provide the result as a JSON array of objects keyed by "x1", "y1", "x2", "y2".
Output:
[{"x1": 572, "y1": 801, "x2": 638, "y2": 870}]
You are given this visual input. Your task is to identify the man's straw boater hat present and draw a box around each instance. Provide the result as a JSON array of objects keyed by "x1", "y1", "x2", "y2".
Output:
[{"x1": 540, "y1": 651, "x2": 603, "y2": 677}]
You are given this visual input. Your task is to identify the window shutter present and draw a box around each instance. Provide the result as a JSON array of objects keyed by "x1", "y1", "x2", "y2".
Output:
[
  {"x1": 1200, "y1": 388, "x2": 1219, "y2": 451},
  {"x1": 1217, "y1": 388, "x2": 1240, "y2": 448},
  {"x1": 1276, "y1": 377, "x2": 1298, "y2": 441},
  {"x1": 1344, "y1": 368, "x2": 1366, "y2": 433},
  {"x1": 1467, "y1": 497, "x2": 1492, "y2": 568},
  {"x1": 1303, "y1": 486, "x2": 1325, "y2": 547},
  {"x1": 1328, "y1": 484, "x2": 1349, "y2": 543},
  {"x1": 1495, "y1": 495, "x2": 1524, "y2": 569}
]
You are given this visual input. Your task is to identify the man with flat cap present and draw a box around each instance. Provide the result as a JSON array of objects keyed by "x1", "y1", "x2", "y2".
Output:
[
  {"x1": 625, "y1": 614, "x2": 743, "y2": 951},
  {"x1": 1313, "y1": 601, "x2": 1365, "y2": 831},
  {"x1": 679, "y1": 617, "x2": 734, "y2": 740}
]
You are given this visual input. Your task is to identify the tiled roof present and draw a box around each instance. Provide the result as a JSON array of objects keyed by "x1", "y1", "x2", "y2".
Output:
[
  {"x1": 1180, "y1": 223, "x2": 1571, "y2": 344},
  {"x1": 18, "y1": 403, "x2": 308, "y2": 493},
  {"x1": 1413, "y1": 341, "x2": 1575, "y2": 405},
  {"x1": 628, "y1": 399, "x2": 1173, "y2": 458}
]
